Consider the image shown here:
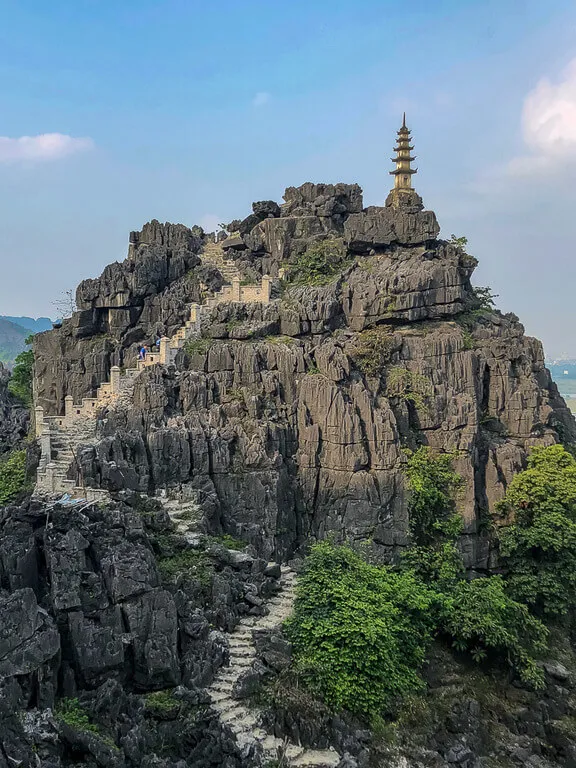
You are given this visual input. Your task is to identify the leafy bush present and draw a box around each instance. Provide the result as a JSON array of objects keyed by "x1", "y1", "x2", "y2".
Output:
[
  {"x1": 497, "y1": 444, "x2": 576, "y2": 617},
  {"x1": 385, "y1": 367, "x2": 432, "y2": 410},
  {"x1": 8, "y1": 336, "x2": 34, "y2": 405},
  {"x1": 144, "y1": 689, "x2": 181, "y2": 717},
  {"x1": 472, "y1": 286, "x2": 498, "y2": 311},
  {"x1": 441, "y1": 576, "x2": 547, "y2": 688},
  {"x1": 284, "y1": 541, "x2": 439, "y2": 720},
  {"x1": 449, "y1": 234, "x2": 468, "y2": 251},
  {"x1": 288, "y1": 238, "x2": 349, "y2": 286},
  {"x1": 0, "y1": 450, "x2": 28, "y2": 505},
  {"x1": 55, "y1": 698, "x2": 100, "y2": 734},
  {"x1": 184, "y1": 337, "x2": 212, "y2": 356},
  {"x1": 405, "y1": 447, "x2": 463, "y2": 546},
  {"x1": 404, "y1": 448, "x2": 547, "y2": 688},
  {"x1": 354, "y1": 327, "x2": 394, "y2": 377}
]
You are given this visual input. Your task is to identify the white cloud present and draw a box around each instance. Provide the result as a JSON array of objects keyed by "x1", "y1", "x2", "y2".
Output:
[
  {"x1": 252, "y1": 91, "x2": 270, "y2": 107},
  {"x1": 0, "y1": 133, "x2": 94, "y2": 164},
  {"x1": 508, "y1": 58, "x2": 576, "y2": 176}
]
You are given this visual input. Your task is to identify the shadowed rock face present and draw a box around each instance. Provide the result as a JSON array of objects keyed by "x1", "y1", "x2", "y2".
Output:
[
  {"x1": 31, "y1": 181, "x2": 575, "y2": 569},
  {"x1": 0, "y1": 363, "x2": 28, "y2": 455}
]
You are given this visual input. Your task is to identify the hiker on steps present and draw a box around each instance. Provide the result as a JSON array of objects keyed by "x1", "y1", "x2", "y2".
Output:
[{"x1": 138, "y1": 345, "x2": 147, "y2": 361}]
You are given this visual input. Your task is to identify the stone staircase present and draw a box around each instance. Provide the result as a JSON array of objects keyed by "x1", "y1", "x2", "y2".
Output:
[
  {"x1": 201, "y1": 239, "x2": 241, "y2": 282},
  {"x1": 34, "y1": 256, "x2": 272, "y2": 499},
  {"x1": 207, "y1": 566, "x2": 341, "y2": 767},
  {"x1": 35, "y1": 367, "x2": 139, "y2": 500}
]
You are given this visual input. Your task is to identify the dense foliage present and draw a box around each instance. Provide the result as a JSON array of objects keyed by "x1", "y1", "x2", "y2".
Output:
[
  {"x1": 8, "y1": 335, "x2": 34, "y2": 405},
  {"x1": 497, "y1": 444, "x2": 576, "y2": 617},
  {"x1": 288, "y1": 238, "x2": 349, "y2": 285},
  {"x1": 0, "y1": 450, "x2": 28, "y2": 505},
  {"x1": 284, "y1": 542, "x2": 439, "y2": 720},
  {"x1": 287, "y1": 449, "x2": 552, "y2": 722}
]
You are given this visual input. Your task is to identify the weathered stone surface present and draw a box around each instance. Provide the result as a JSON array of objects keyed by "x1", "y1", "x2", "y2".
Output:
[
  {"x1": 0, "y1": 364, "x2": 28, "y2": 455},
  {"x1": 281, "y1": 182, "x2": 363, "y2": 218},
  {"x1": 344, "y1": 205, "x2": 440, "y2": 249},
  {"x1": 0, "y1": 588, "x2": 60, "y2": 677}
]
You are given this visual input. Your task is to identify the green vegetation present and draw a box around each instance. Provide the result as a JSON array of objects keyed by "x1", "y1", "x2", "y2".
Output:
[
  {"x1": 55, "y1": 698, "x2": 100, "y2": 734},
  {"x1": 285, "y1": 541, "x2": 439, "y2": 720},
  {"x1": 0, "y1": 450, "x2": 28, "y2": 505},
  {"x1": 449, "y1": 234, "x2": 468, "y2": 251},
  {"x1": 8, "y1": 335, "x2": 34, "y2": 405},
  {"x1": 144, "y1": 689, "x2": 181, "y2": 717},
  {"x1": 184, "y1": 337, "x2": 212, "y2": 356},
  {"x1": 385, "y1": 367, "x2": 432, "y2": 410},
  {"x1": 472, "y1": 286, "x2": 499, "y2": 311},
  {"x1": 497, "y1": 444, "x2": 576, "y2": 618},
  {"x1": 287, "y1": 449, "x2": 551, "y2": 723},
  {"x1": 354, "y1": 327, "x2": 394, "y2": 377},
  {"x1": 157, "y1": 547, "x2": 213, "y2": 585},
  {"x1": 208, "y1": 533, "x2": 247, "y2": 550},
  {"x1": 287, "y1": 238, "x2": 350, "y2": 286}
]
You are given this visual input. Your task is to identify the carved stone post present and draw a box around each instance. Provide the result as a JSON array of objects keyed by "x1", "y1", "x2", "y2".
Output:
[
  {"x1": 34, "y1": 406, "x2": 44, "y2": 437},
  {"x1": 110, "y1": 366, "x2": 121, "y2": 394},
  {"x1": 232, "y1": 276, "x2": 241, "y2": 302},
  {"x1": 64, "y1": 395, "x2": 74, "y2": 424},
  {"x1": 262, "y1": 274, "x2": 271, "y2": 303}
]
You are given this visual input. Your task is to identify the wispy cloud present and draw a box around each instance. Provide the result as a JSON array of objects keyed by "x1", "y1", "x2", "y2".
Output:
[
  {"x1": 0, "y1": 133, "x2": 94, "y2": 164},
  {"x1": 252, "y1": 91, "x2": 270, "y2": 107},
  {"x1": 507, "y1": 58, "x2": 576, "y2": 176}
]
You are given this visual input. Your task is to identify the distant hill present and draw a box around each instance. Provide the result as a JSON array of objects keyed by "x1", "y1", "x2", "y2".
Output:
[
  {"x1": 0, "y1": 319, "x2": 29, "y2": 367},
  {"x1": 0, "y1": 315, "x2": 52, "y2": 367},
  {"x1": 3, "y1": 316, "x2": 52, "y2": 334}
]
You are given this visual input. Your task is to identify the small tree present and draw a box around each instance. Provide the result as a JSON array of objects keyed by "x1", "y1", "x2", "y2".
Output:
[
  {"x1": 497, "y1": 444, "x2": 576, "y2": 617},
  {"x1": 52, "y1": 289, "x2": 77, "y2": 320},
  {"x1": 8, "y1": 335, "x2": 34, "y2": 406},
  {"x1": 472, "y1": 286, "x2": 499, "y2": 311}
]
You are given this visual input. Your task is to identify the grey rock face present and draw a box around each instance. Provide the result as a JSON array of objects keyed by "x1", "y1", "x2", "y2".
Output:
[
  {"x1": 30, "y1": 180, "x2": 576, "y2": 574},
  {"x1": 0, "y1": 588, "x2": 60, "y2": 677},
  {"x1": 0, "y1": 364, "x2": 28, "y2": 455},
  {"x1": 344, "y1": 205, "x2": 440, "y2": 249}
]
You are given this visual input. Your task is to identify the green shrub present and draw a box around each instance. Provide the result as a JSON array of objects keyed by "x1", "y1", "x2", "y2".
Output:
[
  {"x1": 404, "y1": 448, "x2": 547, "y2": 688},
  {"x1": 385, "y1": 367, "x2": 432, "y2": 410},
  {"x1": 472, "y1": 286, "x2": 498, "y2": 310},
  {"x1": 184, "y1": 337, "x2": 212, "y2": 356},
  {"x1": 0, "y1": 450, "x2": 28, "y2": 505},
  {"x1": 354, "y1": 327, "x2": 394, "y2": 377},
  {"x1": 405, "y1": 447, "x2": 463, "y2": 546},
  {"x1": 55, "y1": 698, "x2": 100, "y2": 734},
  {"x1": 288, "y1": 238, "x2": 349, "y2": 286},
  {"x1": 144, "y1": 689, "x2": 181, "y2": 716},
  {"x1": 157, "y1": 548, "x2": 213, "y2": 585},
  {"x1": 8, "y1": 337, "x2": 34, "y2": 405},
  {"x1": 284, "y1": 541, "x2": 439, "y2": 721},
  {"x1": 441, "y1": 576, "x2": 547, "y2": 688},
  {"x1": 497, "y1": 444, "x2": 576, "y2": 617}
]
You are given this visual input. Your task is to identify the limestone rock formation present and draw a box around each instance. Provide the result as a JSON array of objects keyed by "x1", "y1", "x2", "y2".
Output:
[
  {"x1": 31, "y1": 182, "x2": 576, "y2": 570},
  {"x1": 0, "y1": 363, "x2": 28, "y2": 455}
]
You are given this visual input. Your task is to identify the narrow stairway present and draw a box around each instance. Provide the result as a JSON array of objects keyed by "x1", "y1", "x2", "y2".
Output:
[{"x1": 207, "y1": 566, "x2": 340, "y2": 768}]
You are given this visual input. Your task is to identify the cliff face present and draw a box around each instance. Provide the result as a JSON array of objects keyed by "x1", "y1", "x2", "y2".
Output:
[
  {"x1": 0, "y1": 364, "x2": 28, "y2": 455},
  {"x1": 33, "y1": 183, "x2": 576, "y2": 569}
]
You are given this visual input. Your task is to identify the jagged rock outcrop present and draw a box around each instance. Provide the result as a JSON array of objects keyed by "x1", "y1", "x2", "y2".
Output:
[
  {"x1": 31, "y1": 182, "x2": 576, "y2": 570},
  {"x1": 0, "y1": 364, "x2": 28, "y2": 455}
]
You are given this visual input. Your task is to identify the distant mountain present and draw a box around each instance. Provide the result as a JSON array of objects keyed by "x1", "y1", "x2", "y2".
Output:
[
  {"x1": 3, "y1": 316, "x2": 52, "y2": 334},
  {"x1": 0, "y1": 319, "x2": 29, "y2": 367}
]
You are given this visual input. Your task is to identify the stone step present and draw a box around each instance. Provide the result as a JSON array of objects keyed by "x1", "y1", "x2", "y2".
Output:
[{"x1": 290, "y1": 751, "x2": 340, "y2": 768}]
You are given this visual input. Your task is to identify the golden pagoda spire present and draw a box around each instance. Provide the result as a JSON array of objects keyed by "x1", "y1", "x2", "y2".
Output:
[{"x1": 390, "y1": 114, "x2": 417, "y2": 192}]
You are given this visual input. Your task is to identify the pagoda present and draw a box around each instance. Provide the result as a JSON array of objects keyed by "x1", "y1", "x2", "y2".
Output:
[{"x1": 386, "y1": 114, "x2": 423, "y2": 211}]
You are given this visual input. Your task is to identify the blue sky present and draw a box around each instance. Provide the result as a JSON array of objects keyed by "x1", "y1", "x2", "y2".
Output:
[{"x1": 1, "y1": 0, "x2": 575, "y2": 356}]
